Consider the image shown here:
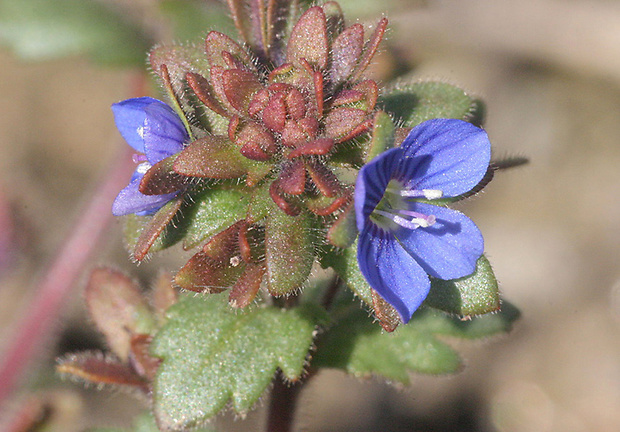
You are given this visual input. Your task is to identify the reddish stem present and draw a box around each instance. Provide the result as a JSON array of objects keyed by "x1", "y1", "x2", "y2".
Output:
[
  {"x1": 0, "y1": 146, "x2": 135, "y2": 406},
  {"x1": 0, "y1": 74, "x2": 147, "y2": 409},
  {"x1": 266, "y1": 372, "x2": 304, "y2": 432}
]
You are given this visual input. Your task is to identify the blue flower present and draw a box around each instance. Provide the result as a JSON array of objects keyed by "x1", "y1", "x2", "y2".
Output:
[
  {"x1": 111, "y1": 97, "x2": 188, "y2": 216},
  {"x1": 355, "y1": 118, "x2": 491, "y2": 323}
]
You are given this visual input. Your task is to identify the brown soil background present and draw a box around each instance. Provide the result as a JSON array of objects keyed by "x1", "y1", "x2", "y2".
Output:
[{"x1": 1, "y1": 1, "x2": 619, "y2": 431}]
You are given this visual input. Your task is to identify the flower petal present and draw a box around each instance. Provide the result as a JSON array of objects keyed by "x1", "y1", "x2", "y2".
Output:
[
  {"x1": 142, "y1": 102, "x2": 187, "y2": 165},
  {"x1": 398, "y1": 119, "x2": 491, "y2": 197},
  {"x1": 112, "y1": 176, "x2": 178, "y2": 216},
  {"x1": 395, "y1": 203, "x2": 483, "y2": 280},
  {"x1": 111, "y1": 97, "x2": 157, "y2": 153},
  {"x1": 354, "y1": 147, "x2": 403, "y2": 231},
  {"x1": 357, "y1": 225, "x2": 430, "y2": 322}
]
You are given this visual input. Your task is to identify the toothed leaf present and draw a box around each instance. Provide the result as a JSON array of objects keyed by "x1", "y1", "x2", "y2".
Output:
[
  {"x1": 151, "y1": 294, "x2": 323, "y2": 429},
  {"x1": 314, "y1": 301, "x2": 519, "y2": 381}
]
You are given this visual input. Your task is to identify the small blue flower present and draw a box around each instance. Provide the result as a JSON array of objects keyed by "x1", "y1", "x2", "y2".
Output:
[
  {"x1": 355, "y1": 118, "x2": 491, "y2": 322},
  {"x1": 111, "y1": 97, "x2": 188, "y2": 216}
]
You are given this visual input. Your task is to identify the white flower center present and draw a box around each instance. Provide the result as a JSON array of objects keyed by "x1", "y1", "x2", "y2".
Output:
[{"x1": 370, "y1": 180, "x2": 443, "y2": 231}]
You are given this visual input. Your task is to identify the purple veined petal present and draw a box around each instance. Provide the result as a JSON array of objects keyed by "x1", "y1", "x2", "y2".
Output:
[
  {"x1": 397, "y1": 119, "x2": 491, "y2": 197},
  {"x1": 354, "y1": 147, "x2": 404, "y2": 232},
  {"x1": 394, "y1": 202, "x2": 483, "y2": 280},
  {"x1": 112, "y1": 175, "x2": 178, "y2": 216},
  {"x1": 357, "y1": 224, "x2": 431, "y2": 323},
  {"x1": 111, "y1": 97, "x2": 162, "y2": 153},
  {"x1": 142, "y1": 102, "x2": 188, "y2": 165}
]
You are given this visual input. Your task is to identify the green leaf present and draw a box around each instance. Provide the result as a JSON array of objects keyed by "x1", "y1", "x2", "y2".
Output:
[
  {"x1": 182, "y1": 187, "x2": 249, "y2": 249},
  {"x1": 0, "y1": 0, "x2": 150, "y2": 66},
  {"x1": 418, "y1": 301, "x2": 521, "y2": 340},
  {"x1": 326, "y1": 205, "x2": 357, "y2": 249},
  {"x1": 151, "y1": 294, "x2": 322, "y2": 429},
  {"x1": 379, "y1": 81, "x2": 477, "y2": 129},
  {"x1": 425, "y1": 255, "x2": 501, "y2": 316},
  {"x1": 122, "y1": 208, "x2": 182, "y2": 257},
  {"x1": 122, "y1": 186, "x2": 249, "y2": 255},
  {"x1": 122, "y1": 197, "x2": 187, "y2": 259},
  {"x1": 324, "y1": 244, "x2": 505, "y2": 319},
  {"x1": 247, "y1": 181, "x2": 273, "y2": 223},
  {"x1": 314, "y1": 303, "x2": 519, "y2": 381},
  {"x1": 314, "y1": 307, "x2": 461, "y2": 380}
]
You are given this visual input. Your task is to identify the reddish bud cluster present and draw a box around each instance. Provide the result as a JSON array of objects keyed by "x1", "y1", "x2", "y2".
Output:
[{"x1": 134, "y1": 2, "x2": 389, "y2": 303}]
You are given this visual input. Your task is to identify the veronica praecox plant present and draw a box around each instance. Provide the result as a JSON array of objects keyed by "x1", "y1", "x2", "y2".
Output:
[{"x1": 58, "y1": 1, "x2": 520, "y2": 430}]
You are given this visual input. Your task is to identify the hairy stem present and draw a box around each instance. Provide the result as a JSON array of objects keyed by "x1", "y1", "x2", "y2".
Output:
[
  {"x1": 321, "y1": 273, "x2": 342, "y2": 311},
  {"x1": 266, "y1": 370, "x2": 306, "y2": 432}
]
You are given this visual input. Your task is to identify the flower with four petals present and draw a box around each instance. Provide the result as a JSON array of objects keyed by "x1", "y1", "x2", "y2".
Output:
[
  {"x1": 112, "y1": 97, "x2": 188, "y2": 216},
  {"x1": 354, "y1": 118, "x2": 491, "y2": 322}
]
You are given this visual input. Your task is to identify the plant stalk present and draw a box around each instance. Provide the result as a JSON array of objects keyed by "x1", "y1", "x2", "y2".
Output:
[{"x1": 266, "y1": 371, "x2": 305, "y2": 432}]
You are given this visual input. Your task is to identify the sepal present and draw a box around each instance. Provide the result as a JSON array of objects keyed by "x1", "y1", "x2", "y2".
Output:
[
  {"x1": 425, "y1": 255, "x2": 501, "y2": 316},
  {"x1": 173, "y1": 136, "x2": 249, "y2": 179},
  {"x1": 265, "y1": 209, "x2": 315, "y2": 296}
]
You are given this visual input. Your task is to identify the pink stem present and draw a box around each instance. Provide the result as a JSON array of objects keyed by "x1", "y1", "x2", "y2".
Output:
[
  {"x1": 0, "y1": 145, "x2": 135, "y2": 406},
  {"x1": 0, "y1": 73, "x2": 147, "y2": 408}
]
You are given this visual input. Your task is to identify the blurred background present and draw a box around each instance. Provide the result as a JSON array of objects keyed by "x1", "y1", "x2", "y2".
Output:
[{"x1": 1, "y1": 0, "x2": 619, "y2": 431}]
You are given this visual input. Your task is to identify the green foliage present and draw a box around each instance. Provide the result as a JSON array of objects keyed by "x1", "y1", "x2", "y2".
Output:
[
  {"x1": 122, "y1": 187, "x2": 250, "y2": 254},
  {"x1": 380, "y1": 81, "x2": 479, "y2": 129},
  {"x1": 0, "y1": 0, "x2": 150, "y2": 65},
  {"x1": 182, "y1": 187, "x2": 249, "y2": 249},
  {"x1": 150, "y1": 294, "x2": 324, "y2": 430},
  {"x1": 321, "y1": 239, "x2": 373, "y2": 306},
  {"x1": 314, "y1": 301, "x2": 519, "y2": 381},
  {"x1": 324, "y1": 242, "x2": 502, "y2": 317},
  {"x1": 122, "y1": 200, "x2": 185, "y2": 256},
  {"x1": 265, "y1": 209, "x2": 315, "y2": 296},
  {"x1": 366, "y1": 111, "x2": 395, "y2": 162}
]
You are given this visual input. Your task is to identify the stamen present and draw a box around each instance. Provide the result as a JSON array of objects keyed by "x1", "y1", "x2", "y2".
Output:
[
  {"x1": 374, "y1": 209, "x2": 436, "y2": 230},
  {"x1": 395, "y1": 209, "x2": 436, "y2": 225},
  {"x1": 135, "y1": 162, "x2": 152, "y2": 175},
  {"x1": 400, "y1": 188, "x2": 443, "y2": 200}
]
